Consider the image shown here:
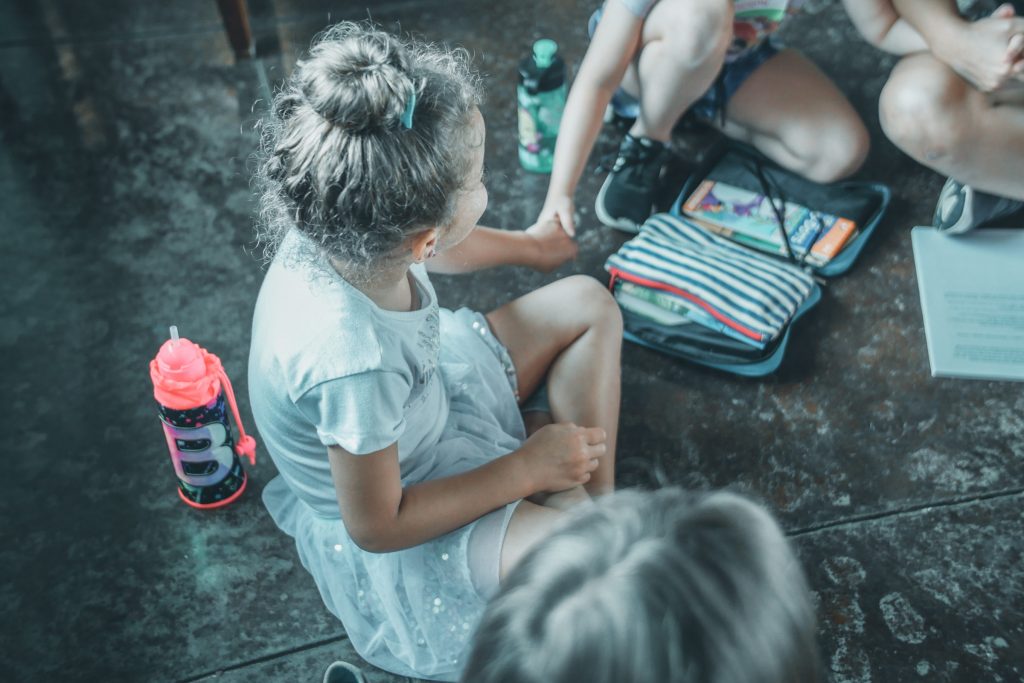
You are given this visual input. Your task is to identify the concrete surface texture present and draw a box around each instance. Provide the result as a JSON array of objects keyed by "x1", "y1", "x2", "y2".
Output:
[{"x1": 0, "y1": 0, "x2": 1021, "y2": 681}]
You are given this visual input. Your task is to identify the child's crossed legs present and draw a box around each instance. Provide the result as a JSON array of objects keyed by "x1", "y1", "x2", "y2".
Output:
[{"x1": 484, "y1": 275, "x2": 623, "y2": 578}]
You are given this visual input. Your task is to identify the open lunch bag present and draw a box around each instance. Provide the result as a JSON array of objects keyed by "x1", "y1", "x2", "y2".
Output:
[{"x1": 605, "y1": 141, "x2": 891, "y2": 376}]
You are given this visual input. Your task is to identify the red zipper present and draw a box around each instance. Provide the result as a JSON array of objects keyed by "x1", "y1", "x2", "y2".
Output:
[{"x1": 607, "y1": 267, "x2": 764, "y2": 342}]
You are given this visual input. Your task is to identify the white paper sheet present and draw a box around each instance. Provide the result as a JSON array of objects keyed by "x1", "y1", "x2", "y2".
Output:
[{"x1": 911, "y1": 227, "x2": 1024, "y2": 381}]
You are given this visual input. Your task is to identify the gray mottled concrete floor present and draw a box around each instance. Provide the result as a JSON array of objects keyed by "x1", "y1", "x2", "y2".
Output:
[{"x1": 1, "y1": 0, "x2": 1021, "y2": 681}]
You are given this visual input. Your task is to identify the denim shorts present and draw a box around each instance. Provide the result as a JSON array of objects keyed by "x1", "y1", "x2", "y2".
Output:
[{"x1": 589, "y1": 6, "x2": 781, "y2": 123}]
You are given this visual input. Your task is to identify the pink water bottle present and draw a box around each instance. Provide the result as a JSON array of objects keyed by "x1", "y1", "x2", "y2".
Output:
[{"x1": 149, "y1": 326, "x2": 257, "y2": 509}]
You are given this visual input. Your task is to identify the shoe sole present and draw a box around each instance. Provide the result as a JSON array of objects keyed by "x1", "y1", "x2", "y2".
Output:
[
  {"x1": 935, "y1": 181, "x2": 975, "y2": 235},
  {"x1": 594, "y1": 174, "x2": 644, "y2": 234},
  {"x1": 936, "y1": 181, "x2": 1024, "y2": 233}
]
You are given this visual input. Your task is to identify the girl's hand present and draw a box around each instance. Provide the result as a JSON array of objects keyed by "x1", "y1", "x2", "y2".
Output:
[
  {"x1": 938, "y1": 4, "x2": 1024, "y2": 92},
  {"x1": 520, "y1": 422, "x2": 606, "y2": 493},
  {"x1": 525, "y1": 215, "x2": 579, "y2": 273},
  {"x1": 539, "y1": 195, "x2": 577, "y2": 237}
]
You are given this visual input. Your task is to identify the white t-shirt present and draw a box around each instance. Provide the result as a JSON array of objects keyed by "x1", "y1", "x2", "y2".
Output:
[{"x1": 248, "y1": 230, "x2": 447, "y2": 516}]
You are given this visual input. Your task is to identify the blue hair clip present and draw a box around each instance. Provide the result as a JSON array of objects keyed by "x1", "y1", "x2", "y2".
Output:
[{"x1": 400, "y1": 87, "x2": 417, "y2": 129}]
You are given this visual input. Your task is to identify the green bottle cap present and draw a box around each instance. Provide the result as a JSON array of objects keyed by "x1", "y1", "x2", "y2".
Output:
[{"x1": 532, "y1": 39, "x2": 558, "y2": 69}]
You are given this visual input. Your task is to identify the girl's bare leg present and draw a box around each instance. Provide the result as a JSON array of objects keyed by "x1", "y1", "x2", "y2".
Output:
[
  {"x1": 506, "y1": 414, "x2": 589, "y2": 581},
  {"x1": 719, "y1": 49, "x2": 870, "y2": 183},
  {"x1": 541, "y1": 486, "x2": 592, "y2": 510},
  {"x1": 521, "y1": 410, "x2": 591, "y2": 510},
  {"x1": 499, "y1": 500, "x2": 562, "y2": 580},
  {"x1": 880, "y1": 52, "x2": 1024, "y2": 200},
  {"x1": 623, "y1": 0, "x2": 734, "y2": 142},
  {"x1": 499, "y1": 492, "x2": 592, "y2": 581},
  {"x1": 486, "y1": 275, "x2": 623, "y2": 496}
]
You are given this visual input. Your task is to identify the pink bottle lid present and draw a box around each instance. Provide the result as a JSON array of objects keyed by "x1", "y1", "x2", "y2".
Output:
[
  {"x1": 150, "y1": 326, "x2": 257, "y2": 465},
  {"x1": 156, "y1": 336, "x2": 206, "y2": 382}
]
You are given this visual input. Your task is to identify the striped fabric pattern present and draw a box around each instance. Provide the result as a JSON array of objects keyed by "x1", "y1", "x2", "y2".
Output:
[{"x1": 606, "y1": 213, "x2": 815, "y2": 343}]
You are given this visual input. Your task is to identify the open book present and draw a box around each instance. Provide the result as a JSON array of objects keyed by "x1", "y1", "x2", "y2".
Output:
[
  {"x1": 912, "y1": 226, "x2": 1024, "y2": 381},
  {"x1": 683, "y1": 179, "x2": 858, "y2": 265}
]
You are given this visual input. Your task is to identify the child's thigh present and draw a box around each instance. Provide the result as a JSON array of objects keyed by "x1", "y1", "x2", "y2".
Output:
[
  {"x1": 722, "y1": 49, "x2": 868, "y2": 166},
  {"x1": 499, "y1": 499, "x2": 562, "y2": 580},
  {"x1": 640, "y1": 0, "x2": 733, "y2": 46},
  {"x1": 485, "y1": 275, "x2": 618, "y2": 402}
]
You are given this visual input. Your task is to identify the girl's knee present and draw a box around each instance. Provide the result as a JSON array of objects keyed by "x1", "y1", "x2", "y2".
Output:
[
  {"x1": 643, "y1": 0, "x2": 732, "y2": 67},
  {"x1": 805, "y1": 119, "x2": 870, "y2": 183},
  {"x1": 599, "y1": 292, "x2": 624, "y2": 337},
  {"x1": 879, "y1": 54, "x2": 971, "y2": 162},
  {"x1": 563, "y1": 275, "x2": 623, "y2": 334},
  {"x1": 590, "y1": 285, "x2": 624, "y2": 337}
]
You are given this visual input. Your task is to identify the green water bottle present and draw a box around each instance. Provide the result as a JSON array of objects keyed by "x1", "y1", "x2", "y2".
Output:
[{"x1": 517, "y1": 39, "x2": 567, "y2": 173}]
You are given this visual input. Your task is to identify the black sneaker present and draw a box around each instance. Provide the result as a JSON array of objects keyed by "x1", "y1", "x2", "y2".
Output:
[
  {"x1": 933, "y1": 178, "x2": 1024, "y2": 235},
  {"x1": 595, "y1": 134, "x2": 670, "y2": 233}
]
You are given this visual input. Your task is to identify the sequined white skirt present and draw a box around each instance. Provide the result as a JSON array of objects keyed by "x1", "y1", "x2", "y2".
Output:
[{"x1": 262, "y1": 307, "x2": 526, "y2": 681}]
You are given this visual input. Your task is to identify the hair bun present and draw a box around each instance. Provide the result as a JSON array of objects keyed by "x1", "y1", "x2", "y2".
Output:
[{"x1": 297, "y1": 23, "x2": 415, "y2": 132}]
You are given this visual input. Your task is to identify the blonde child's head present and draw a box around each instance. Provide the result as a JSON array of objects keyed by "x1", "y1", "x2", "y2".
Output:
[
  {"x1": 255, "y1": 22, "x2": 485, "y2": 278},
  {"x1": 462, "y1": 488, "x2": 822, "y2": 683}
]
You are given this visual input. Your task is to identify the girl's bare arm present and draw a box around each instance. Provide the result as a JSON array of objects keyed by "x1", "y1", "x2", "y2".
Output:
[
  {"x1": 426, "y1": 218, "x2": 577, "y2": 274},
  {"x1": 841, "y1": 0, "x2": 928, "y2": 55},
  {"x1": 891, "y1": 0, "x2": 1024, "y2": 91},
  {"x1": 327, "y1": 423, "x2": 606, "y2": 553},
  {"x1": 540, "y1": 1, "x2": 644, "y2": 235}
]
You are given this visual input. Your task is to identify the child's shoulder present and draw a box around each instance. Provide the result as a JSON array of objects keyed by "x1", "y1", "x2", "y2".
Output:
[{"x1": 254, "y1": 257, "x2": 389, "y2": 389}]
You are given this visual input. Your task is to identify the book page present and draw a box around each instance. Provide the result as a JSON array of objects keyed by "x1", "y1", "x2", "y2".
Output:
[{"x1": 911, "y1": 227, "x2": 1024, "y2": 381}]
